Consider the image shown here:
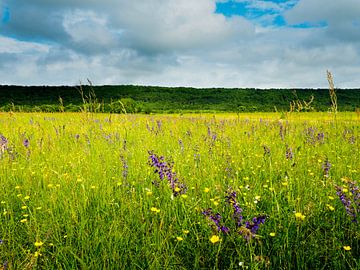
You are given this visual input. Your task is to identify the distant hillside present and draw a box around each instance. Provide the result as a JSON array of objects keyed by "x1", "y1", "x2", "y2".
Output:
[{"x1": 0, "y1": 85, "x2": 359, "y2": 113}]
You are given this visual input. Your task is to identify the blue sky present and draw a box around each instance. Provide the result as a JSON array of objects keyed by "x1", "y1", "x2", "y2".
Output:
[
  {"x1": 1, "y1": 7, "x2": 10, "y2": 23},
  {"x1": 0, "y1": 0, "x2": 359, "y2": 87},
  {"x1": 215, "y1": 0, "x2": 327, "y2": 28},
  {"x1": 216, "y1": 0, "x2": 297, "y2": 27}
]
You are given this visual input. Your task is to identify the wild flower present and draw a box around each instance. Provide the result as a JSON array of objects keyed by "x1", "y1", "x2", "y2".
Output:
[
  {"x1": 279, "y1": 122, "x2": 285, "y2": 141},
  {"x1": 343, "y1": 246, "x2": 351, "y2": 251},
  {"x1": 262, "y1": 145, "x2": 271, "y2": 156},
  {"x1": 0, "y1": 134, "x2": 8, "y2": 156},
  {"x1": 323, "y1": 159, "x2": 331, "y2": 178},
  {"x1": 336, "y1": 179, "x2": 359, "y2": 222},
  {"x1": 150, "y1": 207, "x2": 160, "y2": 213},
  {"x1": 148, "y1": 151, "x2": 187, "y2": 196},
  {"x1": 295, "y1": 212, "x2": 306, "y2": 221},
  {"x1": 203, "y1": 189, "x2": 267, "y2": 241},
  {"x1": 23, "y1": 138, "x2": 30, "y2": 148},
  {"x1": 209, "y1": 235, "x2": 221, "y2": 244},
  {"x1": 245, "y1": 215, "x2": 267, "y2": 236},
  {"x1": 225, "y1": 190, "x2": 243, "y2": 228},
  {"x1": 304, "y1": 127, "x2": 325, "y2": 145},
  {"x1": 34, "y1": 241, "x2": 44, "y2": 247},
  {"x1": 120, "y1": 155, "x2": 128, "y2": 180},
  {"x1": 176, "y1": 236, "x2": 183, "y2": 241},
  {"x1": 317, "y1": 132, "x2": 325, "y2": 143},
  {"x1": 285, "y1": 146, "x2": 293, "y2": 160},
  {"x1": 343, "y1": 129, "x2": 356, "y2": 144},
  {"x1": 202, "y1": 208, "x2": 230, "y2": 234},
  {"x1": 178, "y1": 139, "x2": 184, "y2": 151},
  {"x1": 156, "y1": 120, "x2": 162, "y2": 131}
]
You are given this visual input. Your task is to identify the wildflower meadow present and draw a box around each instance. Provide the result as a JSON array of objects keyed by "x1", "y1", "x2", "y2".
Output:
[{"x1": 0, "y1": 111, "x2": 359, "y2": 269}]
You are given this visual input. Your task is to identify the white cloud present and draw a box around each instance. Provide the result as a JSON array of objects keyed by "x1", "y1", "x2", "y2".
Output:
[{"x1": 0, "y1": 0, "x2": 359, "y2": 87}]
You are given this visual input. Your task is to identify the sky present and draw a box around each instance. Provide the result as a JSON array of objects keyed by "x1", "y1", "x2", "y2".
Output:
[{"x1": 0, "y1": 0, "x2": 360, "y2": 88}]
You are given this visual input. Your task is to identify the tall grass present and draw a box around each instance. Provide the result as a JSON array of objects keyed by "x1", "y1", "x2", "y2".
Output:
[{"x1": 0, "y1": 112, "x2": 359, "y2": 269}]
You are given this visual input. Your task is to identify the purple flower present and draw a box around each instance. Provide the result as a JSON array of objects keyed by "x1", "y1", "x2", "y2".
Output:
[
  {"x1": 279, "y1": 123, "x2": 285, "y2": 141},
  {"x1": 120, "y1": 156, "x2": 128, "y2": 180},
  {"x1": 156, "y1": 120, "x2": 162, "y2": 129},
  {"x1": 178, "y1": 139, "x2": 184, "y2": 151},
  {"x1": 322, "y1": 159, "x2": 331, "y2": 178},
  {"x1": 0, "y1": 135, "x2": 8, "y2": 156},
  {"x1": 317, "y1": 132, "x2": 325, "y2": 143},
  {"x1": 285, "y1": 146, "x2": 293, "y2": 160},
  {"x1": 148, "y1": 151, "x2": 187, "y2": 196},
  {"x1": 336, "y1": 180, "x2": 359, "y2": 223},
  {"x1": 23, "y1": 139, "x2": 29, "y2": 148},
  {"x1": 0, "y1": 135, "x2": 8, "y2": 145},
  {"x1": 225, "y1": 190, "x2": 243, "y2": 227},
  {"x1": 202, "y1": 208, "x2": 230, "y2": 234},
  {"x1": 2, "y1": 261, "x2": 7, "y2": 270}
]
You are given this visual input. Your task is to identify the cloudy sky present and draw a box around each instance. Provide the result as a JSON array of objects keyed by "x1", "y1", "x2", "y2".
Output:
[{"x1": 1, "y1": 0, "x2": 359, "y2": 88}]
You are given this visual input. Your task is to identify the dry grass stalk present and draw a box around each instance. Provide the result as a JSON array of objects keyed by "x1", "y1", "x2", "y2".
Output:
[{"x1": 326, "y1": 70, "x2": 338, "y2": 114}]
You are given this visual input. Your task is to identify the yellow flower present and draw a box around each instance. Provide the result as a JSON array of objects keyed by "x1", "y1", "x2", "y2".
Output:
[
  {"x1": 183, "y1": 230, "x2": 190, "y2": 234},
  {"x1": 21, "y1": 206, "x2": 27, "y2": 210},
  {"x1": 255, "y1": 196, "x2": 261, "y2": 201},
  {"x1": 24, "y1": 196, "x2": 30, "y2": 200},
  {"x1": 34, "y1": 251, "x2": 42, "y2": 257},
  {"x1": 181, "y1": 194, "x2": 188, "y2": 199},
  {"x1": 269, "y1": 232, "x2": 276, "y2": 237},
  {"x1": 343, "y1": 246, "x2": 351, "y2": 251},
  {"x1": 213, "y1": 201, "x2": 219, "y2": 206},
  {"x1": 326, "y1": 204, "x2": 335, "y2": 211},
  {"x1": 146, "y1": 191, "x2": 153, "y2": 196},
  {"x1": 150, "y1": 207, "x2": 160, "y2": 213},
  {"x1": 34, "y1": 241, "x2": 44, "y2": 247},
  {"x1": 328, "y1": 196, "x2": 335, "y2": 200},
  {"x1": 295, "y1": 212, "x2": 306, "y2": 220},
  {"x1": 174, "y1": 187, "x2": 181, "y2": 192},
  {"x1": 20, "y1": 218, "x2": 27, "y2": 223},
  {"x1": 210, "y1": 235, "x2": 221, "y2": 244},
  {"x1": 204, "y1": 188, "x2": 210, "y2": 193},
  {"x1": 176, "y1": 237, "x2": 183, "y2": 241}
]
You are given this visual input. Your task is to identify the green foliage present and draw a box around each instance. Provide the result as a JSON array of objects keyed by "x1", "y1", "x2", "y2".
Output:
[{"x1": 0, "y1": 85, "x2": 359, "y2": 113}]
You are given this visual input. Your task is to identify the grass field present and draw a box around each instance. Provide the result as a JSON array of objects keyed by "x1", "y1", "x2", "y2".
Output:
[{"x1": 0, "y1": 111, "x2": 359, "y2": 269}]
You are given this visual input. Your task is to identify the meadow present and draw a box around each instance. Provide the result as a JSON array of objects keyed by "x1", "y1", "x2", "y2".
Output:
[{"x1": 0, "y1": 111, "x2": 359, "y2": 269}]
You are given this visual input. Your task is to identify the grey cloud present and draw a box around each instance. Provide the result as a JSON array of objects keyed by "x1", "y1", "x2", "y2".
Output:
[
  {"x1": 0, "y1": 0, "x2": 359, "y2": 88},
  {"x1": 285, "y1": 0, "x2": 360, "y2": 42},
  {"x1": 0, "y1": 52, "x2": 18, "y2": 69}
]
